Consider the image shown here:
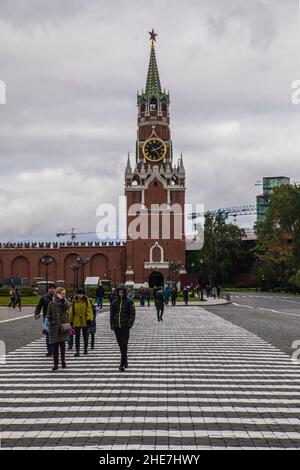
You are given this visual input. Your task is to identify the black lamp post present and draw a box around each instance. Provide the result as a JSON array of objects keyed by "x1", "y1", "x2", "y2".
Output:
[
  {"x1": 80, "y1": 257, "x2": 90, "y2": 288},
  {"x1": 41, "y1": 256, "x2": 53, "y2": 291},
  {"x1": 199, "y1": 258, "x2": 204, "y2": 300},
  {"x1": 169, "y1": 261, "x2": 180, "y2": 288},
  {"x1": 70, "y1": 262, "x2": 80, "y2": 291}
]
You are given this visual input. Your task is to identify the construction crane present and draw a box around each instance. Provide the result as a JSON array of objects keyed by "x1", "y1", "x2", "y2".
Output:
[
  {"x1": 189, "y1": 204, "x2": 257, "y2": 224},
  {"x1": 56, "y1": 228, "x2": 96, "y2": 241}
]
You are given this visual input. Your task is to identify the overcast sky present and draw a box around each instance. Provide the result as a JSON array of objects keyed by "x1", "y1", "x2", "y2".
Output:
[{"x1": 0, "y1": 0, "x2": 300, "y2": 241}]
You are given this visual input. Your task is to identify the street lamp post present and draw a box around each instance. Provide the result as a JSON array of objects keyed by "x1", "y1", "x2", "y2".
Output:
[
  {"x1": 70, "y1": 264, "x2": 78, "y2": 291},
  {"x1": 80, "y1": 257, "x2": 90, "y2": 288},
  {"x1": 199, "y1": 258, "x2": 204, "y2": 301},
  {"x1": 41, "y1": 256, "x2": 53, "y2": 292},
  {"x1": 169, "y1": 261, "x2": 180, "y2": 288}
]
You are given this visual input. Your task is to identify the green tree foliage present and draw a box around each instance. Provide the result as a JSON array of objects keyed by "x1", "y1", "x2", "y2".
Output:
[
  {"x1": 187, "y1": 213, "x2": 245, "y2": 285},
  {"x1": 253, "y1": 184, "x2": 300, "y2": 290}
]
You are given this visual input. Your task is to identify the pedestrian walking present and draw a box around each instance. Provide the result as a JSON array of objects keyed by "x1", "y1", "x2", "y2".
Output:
[
  {"x1": 146, "y1": 288, "x2": 151, "y2": 306},
  {"x1": 171, "y1": 287, "x2": 177, "y2": 306},
  {"x1": 96, "y1": 282, "x2": 104, "y2": 309},
  {"x1": 127, "y1": 288, "x2": 135, "y2": 302},
  {"x1": 69, "y1": 288, "x2": 93, "y2": 357},
  {"x1": 139, "y1": 287, "x2": 146, "y2": 306},
  {"x1": 110, "y1": 286, "x2": 135, "y2": 372},
  {"x1": 183, "y1": 287, "x2": 189, "y2": 305},
  {"x1": 155, "y1": 286, "x2": 164, "y2": 321},
  {"x1": 163, "y1": 286, "x2": 170, "y2": 305},
  {"x1": 14, "y1": 288, "x2": 21, "y2": 311},
  {"x1": 8, "y1": 287, "x2": 15, "y2": 308},
  {"x1": 88, "y1": 302, "x2": 97, "y2": 350},
  {"x1": 35, "y1": 283, "x2": 56, "y2": 357},
  {"x1": 212, "y1": 286, "x2": 217, "y2": 299},
  {"x1": 47, "y1": 287, "x2": 70, "y2": 371},
  {"x1": 109, "y1": 287, "x2": 116, "y2": 305}
]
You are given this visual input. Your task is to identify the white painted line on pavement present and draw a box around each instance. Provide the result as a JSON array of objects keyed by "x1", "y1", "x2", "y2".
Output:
[
  {"x1": 233, "y1": 303, "x2": 300, "y2": 318},
  {"x1": 1, "y1": 429, "x2": 300, "y2": 441},
  {"x1": 0, "y1": 314, "x2": 33, "y2": 324}
]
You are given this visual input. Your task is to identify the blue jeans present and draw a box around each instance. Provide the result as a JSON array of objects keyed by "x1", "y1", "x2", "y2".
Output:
[{"x1": 97, "y1": 296, "x2": 103, "y2": 308}]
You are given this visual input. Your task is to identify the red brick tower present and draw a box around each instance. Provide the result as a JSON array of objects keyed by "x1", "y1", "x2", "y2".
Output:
[{"x1": 125, "y1": 30, "x2": 186, "y2": 288}]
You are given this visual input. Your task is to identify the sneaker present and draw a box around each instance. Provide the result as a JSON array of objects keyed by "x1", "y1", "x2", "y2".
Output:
[
  {"x1": 68, "y1": 346, "x2": 73, "y2": 350},
  {"x1": 91, "y1": 345, "x2": 95, "y2": 350},
  {"x1": 84, "y1": 349, "x2": 88, "y2": 355},
  {"x1": 46, "y1": 352, "x2": 52, "y2": 357},
  {"x1": 62, "y1": 363, "x2": 67, "y2": 369},
  {"x1": 52, "y1": 365, "x2": 58, "y2": 372},
  {"x1": 119, "y1": 365, "x2": 125, "y2": 372},
  {"x1": 74, "y1": 352, "x2": 80, "y2": 357}
]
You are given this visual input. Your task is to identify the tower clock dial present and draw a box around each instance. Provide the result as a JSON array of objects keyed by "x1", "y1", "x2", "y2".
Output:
[{"x1": 142, "y1": 137, "x2": 167, "y2": 162}]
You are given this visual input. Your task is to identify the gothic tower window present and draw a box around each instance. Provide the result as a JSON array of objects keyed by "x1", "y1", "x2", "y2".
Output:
[
  {"x1": 150, "y1": 96, "x2": 157, "y2": 111},
  {"x1": 140, "y1": 100, "x2": 146, "y2": 114}
]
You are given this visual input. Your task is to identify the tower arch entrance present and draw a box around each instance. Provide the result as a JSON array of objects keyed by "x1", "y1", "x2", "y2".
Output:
[{"x1": 148, "y1": 271, "x2": 164, "y2": 288}]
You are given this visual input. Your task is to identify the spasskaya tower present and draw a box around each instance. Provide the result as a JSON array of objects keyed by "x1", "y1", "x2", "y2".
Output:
[{"x1": 125, "y1": 30, "x2": 186, "y2": 288}]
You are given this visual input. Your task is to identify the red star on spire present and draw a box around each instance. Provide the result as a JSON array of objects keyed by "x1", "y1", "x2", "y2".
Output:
[{"x1": 149, "y1": 29, "x2": 158, "y2": 42}]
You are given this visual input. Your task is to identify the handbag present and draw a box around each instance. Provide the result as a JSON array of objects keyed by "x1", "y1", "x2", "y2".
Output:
[
  {"x1": 57, "y1": 309, "x2": 72, "y2": 335},
  {"x1": 59, "y1": 322, "x2": 72, "y2": 334}
]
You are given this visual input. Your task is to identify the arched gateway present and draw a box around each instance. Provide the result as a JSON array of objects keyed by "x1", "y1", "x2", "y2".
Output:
[{"x1": 148, "y1": 271, "x2": 164, "y2": 288}]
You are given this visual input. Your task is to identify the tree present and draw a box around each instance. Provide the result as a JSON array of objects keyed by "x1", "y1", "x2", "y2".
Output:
[
  {"x1": 187, "y1": 213, "x2": 245, "y2": 285},
  {"x1": 253, "y1": 184, "x2": 300, "y2": 290}
]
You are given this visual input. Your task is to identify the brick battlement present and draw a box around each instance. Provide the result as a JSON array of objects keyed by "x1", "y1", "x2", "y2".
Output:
[{"x1": 0, "y1": 241, "x2": 126, "y2": 249}]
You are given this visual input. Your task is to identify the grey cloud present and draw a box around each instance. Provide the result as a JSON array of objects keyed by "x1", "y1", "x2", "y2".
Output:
[{"x1": 0, "y1": 0, "x2": 300, "y2": 239}]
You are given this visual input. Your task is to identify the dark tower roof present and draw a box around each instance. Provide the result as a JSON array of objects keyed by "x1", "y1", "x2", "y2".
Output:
[
  {"x1": 138, "y1": 30, "x2": 169, "y2": 104},
  {"x1": 145, "y1": 41, "x2": 162, "y2": 97}
]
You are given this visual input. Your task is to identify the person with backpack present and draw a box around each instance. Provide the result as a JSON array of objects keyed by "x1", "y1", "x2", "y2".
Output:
[
  {"x1": 69, "y1": 288, "x2": 93, "y2": 357},
  {"x1": 110, "y1": 285, "x2": 135, "y2": 371}
]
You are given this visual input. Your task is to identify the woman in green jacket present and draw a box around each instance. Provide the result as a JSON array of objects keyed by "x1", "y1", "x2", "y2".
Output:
[{"x1": 69, "y1": 288, "x2": 93, "y2": 357}]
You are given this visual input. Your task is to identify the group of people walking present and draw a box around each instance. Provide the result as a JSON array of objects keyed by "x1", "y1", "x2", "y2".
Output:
[
  {"x1": 35, "y1": 283, "x2": 135, "y2": 373},
  {"x1": 34, "y1": 281, "x2": 219, "y2": 373}
]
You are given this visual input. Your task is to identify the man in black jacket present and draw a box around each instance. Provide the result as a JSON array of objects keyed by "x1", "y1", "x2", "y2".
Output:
[
  {"x1": 35, "y1": 284, "x2": 56, "y2": 357},
  {"x1": 110, "y1": 286, "x2": 135, "y2": 371},
  {"x1": 155, "y1": 286, "x2": 164, "y2": 321}
]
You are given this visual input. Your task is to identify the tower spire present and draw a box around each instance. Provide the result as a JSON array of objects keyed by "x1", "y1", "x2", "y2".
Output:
[{"x1": 145, "y1": 29, "x2": 162, "y2": 97}]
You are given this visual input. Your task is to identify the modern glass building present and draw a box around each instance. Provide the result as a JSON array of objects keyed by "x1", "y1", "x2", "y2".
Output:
[{"x1": 256, "y1": 176, "x2": 290, "y2": 222}]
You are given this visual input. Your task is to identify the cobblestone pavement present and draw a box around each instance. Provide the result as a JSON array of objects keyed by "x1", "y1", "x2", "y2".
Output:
[{"x1": 1, "y1": 306, "x2": 300, "y2": 450}]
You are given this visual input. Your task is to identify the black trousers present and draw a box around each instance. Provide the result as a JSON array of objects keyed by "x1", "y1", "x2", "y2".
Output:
[
  {"x1": 171, "y1": 298, "x2": 176, "y2": 306},
  {"x1": 156, "y1": 307, "x2": 164, "y2": 320},
  {"x1": 52, "y1": 341, "x2": 66, "y2": 366},
  {"x1": 114, "y1": 327, "x2": 130, "y2": 366},
  {"x1": 74, "y1": 327, "x2": 88, "y2": 353}
]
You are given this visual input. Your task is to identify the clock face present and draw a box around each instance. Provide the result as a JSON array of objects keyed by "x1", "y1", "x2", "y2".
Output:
[{"x1": 142, "y1": 137, "x2": 167, "y2": 162}]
